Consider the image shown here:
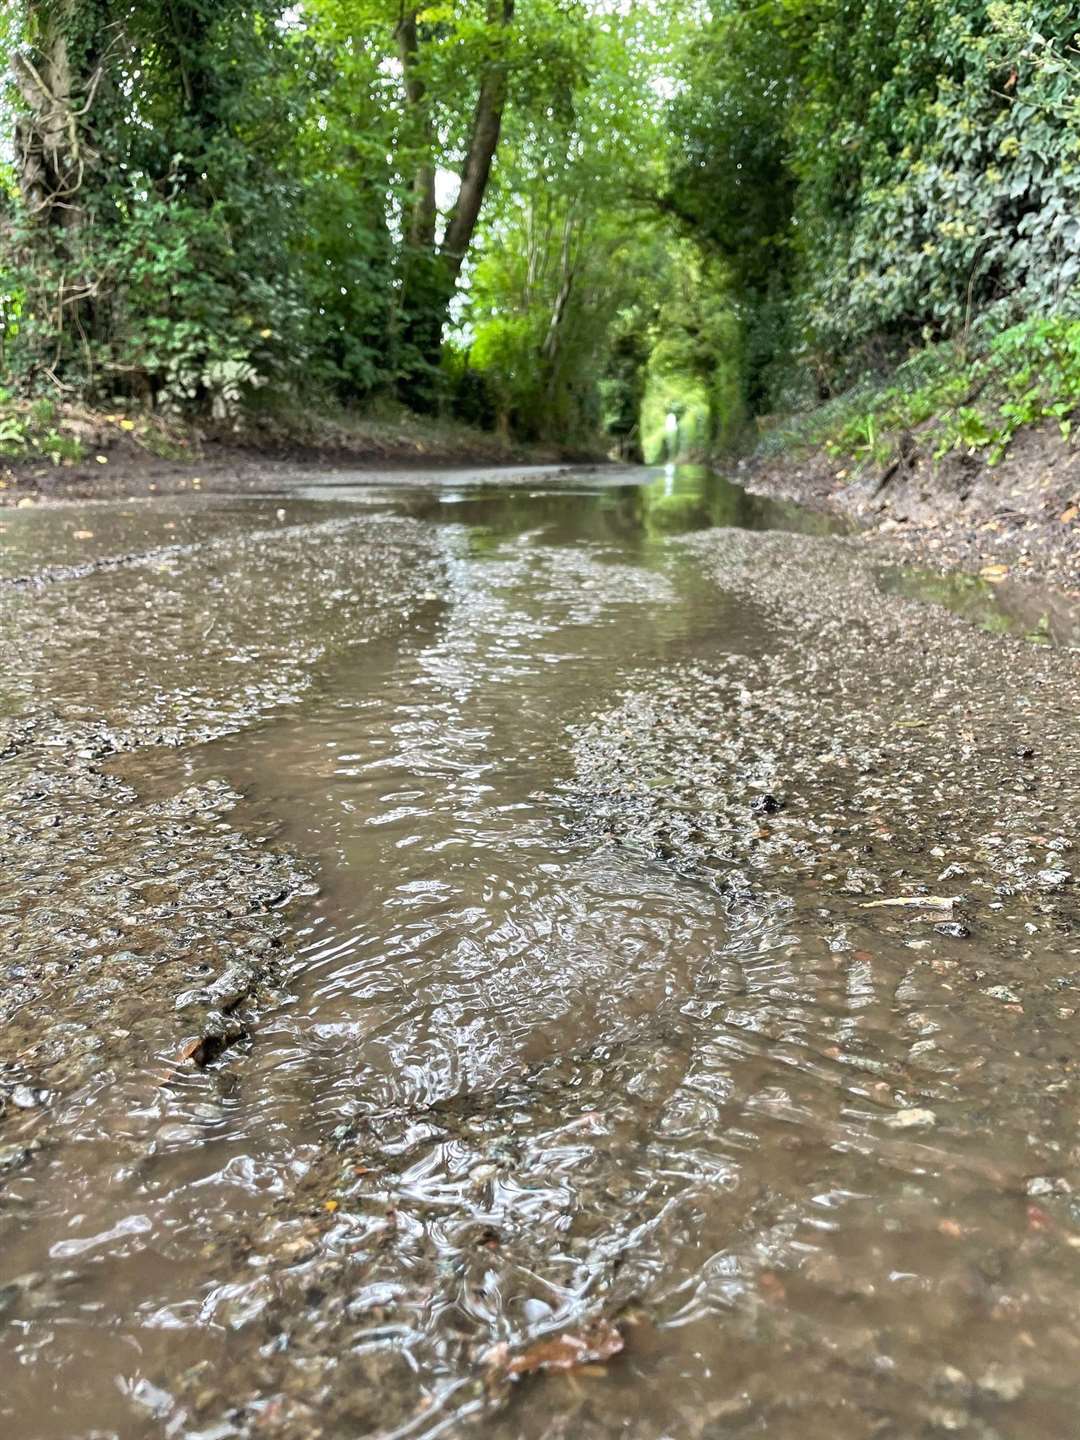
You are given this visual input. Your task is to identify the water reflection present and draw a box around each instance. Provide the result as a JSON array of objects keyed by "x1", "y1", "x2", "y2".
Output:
[
  {"x1": 877, "y1": 563, "x2": 1080, "y2": 648},
  {"x1": 381, "y1": 464, "x2": 848, "y2": 549}
]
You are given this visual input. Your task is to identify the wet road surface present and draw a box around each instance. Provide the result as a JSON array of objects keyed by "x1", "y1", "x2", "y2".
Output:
[{"x1": 2, "y1": 465, "x2": 1080, "y2": 1440}]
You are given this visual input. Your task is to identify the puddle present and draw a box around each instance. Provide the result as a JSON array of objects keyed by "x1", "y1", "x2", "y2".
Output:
[
  {"x1": 281, "y1": 462, "x2": 849, "y2": 542},
  {"x1": 877, "y1": 562, "x2": 1080, "y2": 648},
  {"x1": 2, "y1": 464, "x2": 1079, "y2": 1440}
]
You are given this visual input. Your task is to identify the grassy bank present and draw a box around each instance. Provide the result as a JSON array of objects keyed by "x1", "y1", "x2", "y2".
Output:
[
  {"x1": 737, "y1": 309, "x2": 1080, "y2": 595},
  {"x1": 758, "y1": 312, "x2": 1080, "y2": 482}
]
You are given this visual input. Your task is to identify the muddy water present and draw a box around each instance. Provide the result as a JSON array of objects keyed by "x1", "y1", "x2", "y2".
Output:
[
  {"x1": 3, "y1": 465, "x2": 1080, "y2": 1440},
  {"x1": 876, "y1": 562, "x2": 1080, "y2": 649}
]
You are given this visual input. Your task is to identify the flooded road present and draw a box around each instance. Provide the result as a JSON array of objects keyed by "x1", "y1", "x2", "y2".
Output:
[{"x1": 2, "y1": 465, "x2": 1080, "y2": 1440}]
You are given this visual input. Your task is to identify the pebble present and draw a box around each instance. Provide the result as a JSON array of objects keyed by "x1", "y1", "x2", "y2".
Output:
[
  {"x1": 751, "y1": 792, "x2": 785, "y2": 816},
  {"x1": 11, "y1": 1085, "x2": 50, "y2": 1109},
  {"x1": 937, "y1": 1365, "x2": 970, "y2": 1393},
  {"x1": 1036, "y1": 868, "x2": 1071, "y2": 890},
  {"x1": 0, "y1": 1142, "x2": 39, "y2": 1172},
  {"x1": 1025, "y1": 1175, "x2": 1071, "y2": 1198},
  {"x1": 885, "y1": 1108, "x2": 937, "y2": 1130},
  {"x1": 938, "y1": 864, "x2": 967, "y2": 881},
  {"x1": 205, "y1": 963, "x2": 255, "y2": 1009},
  {"x1": 926, "y1": 1405, "x2": 969, "y2": 1431},
  {"x1": 155, "y1": 1122, "x2": 204, "y2": 1146},
  {"x1": 977, "y1": 1365, "x2": 1025, "y2": 1402}
]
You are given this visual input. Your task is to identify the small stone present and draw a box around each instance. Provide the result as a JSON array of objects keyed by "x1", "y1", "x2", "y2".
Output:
[
  {"x1": 934, "y1": 922, "x2": 970, "y2": 939},
  {"x1": 926, "y1": 1405, "x2": 969, "y2": 1431},
  {"x1": 277, "y1": 1237, "x2": 317, "y2": 1263},
  {"x1": 977, "y1": 1365, "x2": 1025, "y2": 1402},
  {"x1": 204, "y1": 963, "x2": 254, "y2": 1010},
  {"x1": 983, "y1": 985, "x2": 1021, "y2": 1004},
  {"x1": 1036, "y1": 868, "x2": 1071, "y2": 890},
  {"x1": 937, "y1": 1365, "x2": 970, "y2": 1393},
  {"x1": 11, "y1": 1085, "x2": 50, "y2": 1109},
  {"x1": 751, "y1": 792, "x2": 785, "y2": 816},
  {"x1": 0, "y1": 1143, "x2": 37, "y2": 1172},
  {"x1": 1025, "y1": 1175, "x2": 1071, "y2": 1198},
  {"x1": 885, "y1": 1108, "x2": 937, "y2": 1130},
  {"x1": 938, "y1": 864, "x2": 967, "y2": 881}
]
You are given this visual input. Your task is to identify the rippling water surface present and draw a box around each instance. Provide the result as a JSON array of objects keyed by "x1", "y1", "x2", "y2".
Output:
[{"x1": 3, "y1": 465, "x2": 1080, "y2": 1440}]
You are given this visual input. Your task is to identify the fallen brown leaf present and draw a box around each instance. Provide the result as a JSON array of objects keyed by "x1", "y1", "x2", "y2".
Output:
[
  {"x1": 758, "y1": 1271, "x2": 787, "y2": 1303},
  {"x1": 177, "y1": 1036, "x2": 214, "y2": 1066},
  {"x1": 504, "y1": 1319, "x2": 624, "y2": 1379},
  {"x1": 1027, "y1": 1203, "x2": 1052, "y2": 1232}
]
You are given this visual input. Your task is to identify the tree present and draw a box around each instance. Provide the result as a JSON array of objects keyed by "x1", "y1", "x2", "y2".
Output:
[
  {"x1": 459, "y1": 0, "x2": 680, "y2": 444},
  {"x1": 2, "y1": 0, "x2": 309, "y2": 408},
  {"x1": 395, "y1": 0, "x2": 517, "y2": 406}
]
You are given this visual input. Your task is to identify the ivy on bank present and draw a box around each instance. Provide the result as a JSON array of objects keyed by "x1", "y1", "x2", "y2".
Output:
[{"x1": 667, "y1": 0, "x2": 1080, "y2": 426}]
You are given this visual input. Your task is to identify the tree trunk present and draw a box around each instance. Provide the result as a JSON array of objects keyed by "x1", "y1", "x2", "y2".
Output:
[
  {"x1": 440, "y1": 0, "x2": 514, "y2": 283},
  {"x1": 541, "y1": 207, "x2": 578, "y2": 367},
  {"x1": 12, "y1": 0, "x2": 99, "y2": 229},
  {"x1": 395, "y1": 8, "x2": 437, "y2": 251},
  {"x1": 396, "y1": 0, "x2": 515, "y2": 409}
]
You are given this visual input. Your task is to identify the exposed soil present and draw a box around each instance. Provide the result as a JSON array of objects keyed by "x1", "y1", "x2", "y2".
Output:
[
  {"x1": 0, "y1": 412, "x2": 598, "y2": 508},
  {"x1": 740, "y1": 418, "x2": 1080, "y2": 592}
]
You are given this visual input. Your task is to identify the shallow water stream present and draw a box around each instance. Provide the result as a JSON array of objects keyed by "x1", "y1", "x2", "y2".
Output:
[{"x1": 2, "y1": 465, "x2": 1080, "y2": 1440}]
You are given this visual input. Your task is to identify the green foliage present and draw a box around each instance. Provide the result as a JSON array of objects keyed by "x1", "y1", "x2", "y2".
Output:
[
  {"x1": 639, "y1": 247, "x2": 745, "y2": 461},
  {"x1": 0, "y1": 389, "x2": 84, "y2": 461},
  {"x1": 666, "y1": 0, "x2": 1080, "y2": 425},
  {"x1": 665, "y1": 3, "x2": 807, "y2": 412},
  {"x1": 13, "y1": 0, "x2": 1075, "y2": 467},
  {"x1": 2, "y1": 0, "x2": 655, "y2": 440},
  {"x1": 3, "y1": 0, "x2": 310, "y2": 414},
  {"x1": 797, "y1": 1, "x2": 1080, "y2": 368},
  {"x1": 789, "y1": 312, "x2": 1080, "y2": 474},
  {"x1": 455, "y1": 2, "x2": 684, "y2": 448}
]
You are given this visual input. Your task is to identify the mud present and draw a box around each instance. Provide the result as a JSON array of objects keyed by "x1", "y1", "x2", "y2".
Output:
[
  {"x1": 0, "y1": 435, "x2": 593, "y2": 509},
  {"x1": 2, "y1": 464, "x2": 1079, "y2": 1440},
  {"x1": 742, "y1": 417, "x2": 1080, "y2": 593}
]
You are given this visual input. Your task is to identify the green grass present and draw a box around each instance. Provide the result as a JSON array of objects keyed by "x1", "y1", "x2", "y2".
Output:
[
  {"x1": 759, "y1": 312, "x2": 1080, "y2": 475},
  {"x1": 0, "y1": 397, "x2": 85, "y2": 463}
]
